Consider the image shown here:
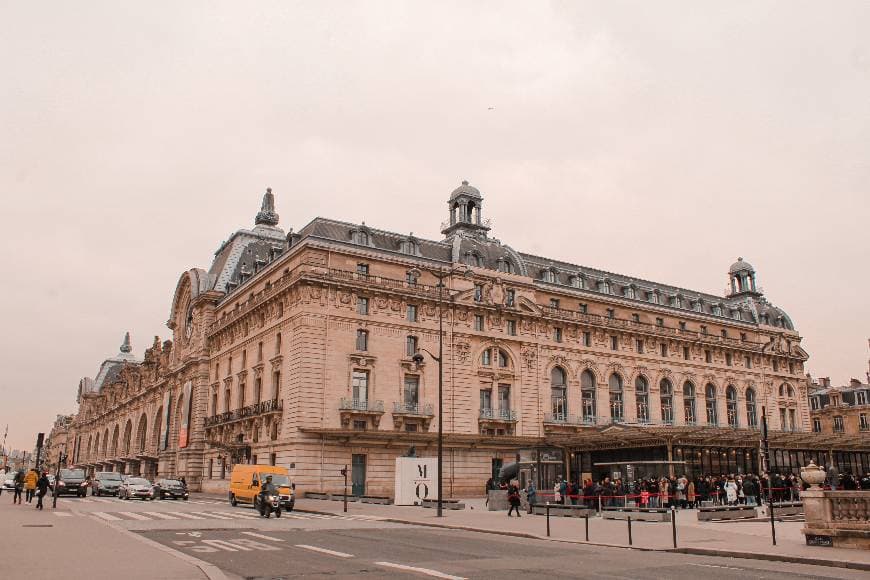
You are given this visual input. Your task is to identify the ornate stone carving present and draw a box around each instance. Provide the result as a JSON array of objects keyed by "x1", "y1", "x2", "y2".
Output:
[
  {"x1": 521, "y1": 346, "x2": 536, "y2": 371},
  {"x1": 454, "y1": 341, "x2": 470, "y2": 364}
]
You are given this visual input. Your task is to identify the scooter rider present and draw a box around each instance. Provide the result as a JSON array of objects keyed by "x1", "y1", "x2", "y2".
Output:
[{"x1": 258, "y1": 475, "x2": 277, "y2": 518}]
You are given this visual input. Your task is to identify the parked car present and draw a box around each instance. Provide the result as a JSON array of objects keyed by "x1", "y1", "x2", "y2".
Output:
[
  {"x1": 119, "y1": 477, "x2": 154, "y2": 501},
  {"x1": 152, "y1": 479, "x2": 189, "y2": 500},
  {"x1": 92, "y1": 471, "x2": 123, "y2": 496},
  {"x1": 1, "y1": 475, "x2": 16, "y2": 494},
  {"x1": 56, "y1": 468, "x2": 88, "y2": 497}
]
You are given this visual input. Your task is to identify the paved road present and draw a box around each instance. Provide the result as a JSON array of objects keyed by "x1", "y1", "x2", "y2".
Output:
[{"x1": 40, "y1": 494, "x2": 868, "y2": 579}]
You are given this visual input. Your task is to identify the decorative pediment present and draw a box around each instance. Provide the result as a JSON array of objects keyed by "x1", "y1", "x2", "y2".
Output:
[
  {"x1": 349, "y1": 353, "x2": 377, "y2": 368},
  {"x1": 236, "y1": 370, "x2": 248, "y2": 382},
  {"x1": 251, "y1": 363, "x2": 265, "y2": 378},
  {"x1": 223, "y1": 377, "x2": 233, "y2": 389},
  {"x1": 269, "y1": 355, "x2": 283, "y2": 370},
  {"x1": 606, "y1": 361, "x2": 626, "y2": 378}
]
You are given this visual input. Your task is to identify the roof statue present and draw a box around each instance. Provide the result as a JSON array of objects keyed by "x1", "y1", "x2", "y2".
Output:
[
  {"x1": 255, "y1": 187, "x2": 280, "y2": 227},
  {"x1": 120, "y1": 331, "x2": 132, "y2": 354}
]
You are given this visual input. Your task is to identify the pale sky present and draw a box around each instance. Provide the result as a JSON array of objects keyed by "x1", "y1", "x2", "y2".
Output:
[{"x1": 1, "y1": 1, "x2": 868, "y2": 453}]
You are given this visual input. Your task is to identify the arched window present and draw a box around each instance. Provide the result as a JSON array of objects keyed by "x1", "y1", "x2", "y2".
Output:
[
  {"x1": 352, "y1": 230, "x2": 369, "y2": 245},
  {"x1": 497, "y1": 349, "x2": 509, "y2": 368},
  {"x1": 542, "y1": 269, "x2": 556, "y2": 283},
  {"x1": 705, "y1": 383, "x2": 718, "y2": 426},
  {"x1": 683, "y1": 382, "x2": 696, "y2": 425},
  {"x1": 635, "y1": 376, "x2": 649, "y2": 423},
  {"x1": 551, "y1": 367, "x2": 568, "y2": 420},
  {"x1": 745, "y1": 388, "x2": 758, "y2": 428},
  {"x1": 609, "y1": 373, "x2": 624, "y2": 422},
  {"x1": 581, "y1": 370, "x2": 596, "y2": 423},
  {"x1": 660, "y1": 379, "x2": 674, "y2": 424},
  {"x1": 726, "y1": 385, "x2": 738, "y2": 427},
  {"x1": 498, "y1": 259, "x2": 517, "y2": 274},
  {"x1": 481, "y1": 349, "x2": 492, "y2": 366}
]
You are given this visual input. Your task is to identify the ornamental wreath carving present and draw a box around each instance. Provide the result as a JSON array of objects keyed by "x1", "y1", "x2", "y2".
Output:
[{"x1": 454, "y1": 341, "x2": 470, "y2": 364}]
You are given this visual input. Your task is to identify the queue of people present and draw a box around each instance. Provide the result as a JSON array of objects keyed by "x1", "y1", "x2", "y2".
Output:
[{"x1": 8, "y1": 468, "x2": 51, "y2": 509}]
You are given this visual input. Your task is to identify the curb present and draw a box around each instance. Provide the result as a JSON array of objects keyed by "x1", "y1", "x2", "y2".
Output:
[{"x1": 674, "y1": 548, "x2": 870, "y2": 572}]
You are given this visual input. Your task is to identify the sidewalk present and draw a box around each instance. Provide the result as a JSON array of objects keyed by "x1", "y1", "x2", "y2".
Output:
[
  {"x1": 271, "y1": 495, "x2": 870, "y2": 570},
  {"x1": 0, "y1": 495, "x2": 210, "y2": 579}
]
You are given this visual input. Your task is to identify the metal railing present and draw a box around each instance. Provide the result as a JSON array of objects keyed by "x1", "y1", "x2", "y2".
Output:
[
  {"x1": 340, "y1": 398, "x2": 384, "y2": 413},
  {"x1": 204, "y1": 398, "x2": 282, "y2": 428},
  {"x1": 479, "y1": 408, "x2": 518, "y2": 421},
  {"x1": 393, "y1": 402, "x2": 434, "y2": 416}
]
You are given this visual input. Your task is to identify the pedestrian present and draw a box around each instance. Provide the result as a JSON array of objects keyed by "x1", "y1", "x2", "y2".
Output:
[
  {"x1": 559, "y1": 478, "x2": 568, "y2": 505},
  {"x1": 659, "y1": 478, "x2": 670, "y2": 508},
  {"x1": 553, "y1": 480, "x2": 562, "y2": 504},
  {"x1": 35, "y1": 471, "x2": 50, "y2": 510},
  {"x1": 484, "y1": 477, "x2": 493, "y2": 506},
  {"x1": 687, "y1": 479, "x2": 696, "y2": 509},
  {"x1": 743, "y1": 476, "x2": 757, "y2": 506},
  {"x1": 13, "y1": 470, "x2": 24, "y2": 504},
  {"x1": 507, "y1": 483, "x2": 521, "y2": 517},
  {"x1": 724, "y1": 478, "x2": 738, "y2": 505},
  {"x1": 525, "y1": 481, "x2": 536, "y2": 513},
  {"x1": 676, "y1": 475, "x2": 688, "y2": 509},
  {"x1": 24, "y1": 468, "x2": 38, "y2": 503}
]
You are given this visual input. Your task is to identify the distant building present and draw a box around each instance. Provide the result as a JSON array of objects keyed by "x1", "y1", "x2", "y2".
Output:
[{"x1": 61, "y1": 183, "x2": 868, "y2": 494}]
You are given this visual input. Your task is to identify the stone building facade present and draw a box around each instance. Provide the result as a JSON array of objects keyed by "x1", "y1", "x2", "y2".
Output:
[{"x1": 63, "y1": 182, "x2": 867, "y2": 496}]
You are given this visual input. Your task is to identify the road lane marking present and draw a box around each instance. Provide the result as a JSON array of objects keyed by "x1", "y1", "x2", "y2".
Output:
[
  {"x1": 118, "y1": 511, "x2": 153, "y2": 521},
  {"x1": 218, "y1": 511, "x2": 260, "y2": 519},
  {"x1": 167, "y1": 511, "x2": 207, "y2": 520},
  {"x1": 242, "y1": 532, "x2": 284, "y2": 542},
  {"x1": 203, "y1": 539, "x2": 251, "y2": 551},
  {"x1": 148, "y1": 512, "x2": 180, "y2": 520},
  {"x1": 92, "y1": 498, "x2": 114, "y2": 503},
  {"x1": 54, "y1": 512, "x2": 72, "y2": 517},
  {"x1": 375, "y1": 562, "x2": 466, "y2": 580},
  {"x1": 295, "y1": 545, "x2": 354, "y2": 558},
  {"x1": 93, "y1": 512, "x2": 122, "y2": 521},
  {"x1": 688, "y1": 564, "x2": 744, "y2": 571}
]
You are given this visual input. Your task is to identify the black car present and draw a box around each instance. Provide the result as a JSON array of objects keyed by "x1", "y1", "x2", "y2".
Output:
[
  {"x1": 92, "y1": 471, "x2": 123, "y2": 496},
  {"x1": 152, "y1": 478, "x2": 189, "y2": 500},
  {"x1": 56, "y1": 468, "x2": 88, "y2": 497}
]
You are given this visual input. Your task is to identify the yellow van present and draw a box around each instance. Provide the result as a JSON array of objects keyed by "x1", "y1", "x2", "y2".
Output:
[{"x1": 229, "y1": 464, "x2": 295, "y2": 511}]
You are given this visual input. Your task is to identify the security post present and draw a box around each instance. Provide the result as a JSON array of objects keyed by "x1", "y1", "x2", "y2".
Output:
[{"x1": 340, "y1": 465, "x2": 348, "y2": 513}]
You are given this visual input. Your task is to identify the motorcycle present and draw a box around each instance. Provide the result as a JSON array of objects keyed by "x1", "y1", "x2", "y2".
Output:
[{"x1": 258, "y1": 493, "x2": 282, "y2": 518}]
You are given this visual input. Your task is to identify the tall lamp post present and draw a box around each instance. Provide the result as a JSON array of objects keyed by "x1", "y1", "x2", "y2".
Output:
[
  {"x1": 759, "y1": 336, "x2": 776, "y2": 545},
  {"x1": 411, "y1": 266, "x2": 470, "y2": 518}
]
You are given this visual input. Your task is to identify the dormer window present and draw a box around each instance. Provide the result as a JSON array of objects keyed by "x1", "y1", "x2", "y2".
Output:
[
  {"x1": 599, "y1": 280, "x2": 610, "y2": 294},
  {"x1": 352, "y1": 230, "x2": 370, "y2": 245},
  {"x1": 569, "y1": 275, "x2": 581, "y2": 288},
  {"x1": 625, "y1": 286, "x2": 635, "y2": 299},
  {"x1": 713, "y1": 304, "x2": 722, "y2": 317},
  {"x1": 497, "y1": 258, "x2": 517, "y2": 274},
  {"x1": 542, "y1": 269, "x2": 556, "y2": 284},
  {"x1": 648, "y1": 291, "x2": 658, "y2": 304},
  {"x1": 464, "y1": 252, "x2": 484, "y2": 267},
  {"x1": 399, "y1": 238, "x2": 420, "y2": 256},
  {"x1": 693, "y1": 300, "x2": 703, "y2": 313}
]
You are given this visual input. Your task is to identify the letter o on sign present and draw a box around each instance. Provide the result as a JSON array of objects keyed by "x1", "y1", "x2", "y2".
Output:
[{"x1": 415, "y1": 483, "x2": 429, "y2": 500}]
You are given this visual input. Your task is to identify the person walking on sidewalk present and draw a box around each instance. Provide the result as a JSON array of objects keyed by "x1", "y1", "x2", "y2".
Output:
[
  {"x1": 507, "y1": 483, "x2": 522, "y2": 517},
  {"x1": 525, "y1": 481, "x2": 536, "y2": 513},
  {"x1": 24, "y1": 469, "x2": 38, "y2": 503},
  {"x1": 35, "y1": 471, "x2": 50, "y2": 510},
  {"x1": 12, "y1": 470, "x2": 24, "y2": 504}
]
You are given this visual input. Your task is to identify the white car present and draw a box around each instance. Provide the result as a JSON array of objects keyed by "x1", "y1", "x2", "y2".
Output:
[{"x1": 1, "y1": 476, "x2": 15, "y2": 492}]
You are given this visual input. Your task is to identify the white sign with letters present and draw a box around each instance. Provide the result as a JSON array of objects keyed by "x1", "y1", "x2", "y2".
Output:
[{"x1": 394, "y1": 457, "x2": 438, "y2": 505}]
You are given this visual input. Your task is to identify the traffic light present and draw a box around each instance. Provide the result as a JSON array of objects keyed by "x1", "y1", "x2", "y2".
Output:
[{"x1": 36, "y1": 433, "x2": 45, "y2": 449}]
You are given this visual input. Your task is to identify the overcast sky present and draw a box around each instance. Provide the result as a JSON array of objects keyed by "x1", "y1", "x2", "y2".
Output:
[{"x1": 1, "y1": 1, "x2": 868, "y2": 453}]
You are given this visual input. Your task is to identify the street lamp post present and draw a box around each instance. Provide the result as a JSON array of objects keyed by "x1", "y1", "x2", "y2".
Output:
[
  {"x1": 759, "y1": 336, "x2": 776, "y2": 545},
  {"x1": 412, "y1": 266, "x2": 468, "y2": 518}
]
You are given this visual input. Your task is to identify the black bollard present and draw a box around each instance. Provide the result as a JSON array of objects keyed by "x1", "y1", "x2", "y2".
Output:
[
  {"x1": 671, "y1": 505, "x2": 677, "y2": 549},
  {"x1": 627, "y1": 515, "x2": 633, "y2": 546},
  {"x1": 546, "y1": 502, "x2": 551, "y2": 537},
  {"x1": 584, "y1": 513, "x2": 589, "y2": 541}
]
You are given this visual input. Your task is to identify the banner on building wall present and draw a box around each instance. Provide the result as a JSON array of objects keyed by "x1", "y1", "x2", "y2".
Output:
[
  {"x1": 178, "y1": 381, "x2": 193, "y2": 448},
  {"x1": 159, "y1": 390, "x2": 171, "y2": 451},
  {"x1": 394, "y1": 457, "x2": 438, "y2": 506}
]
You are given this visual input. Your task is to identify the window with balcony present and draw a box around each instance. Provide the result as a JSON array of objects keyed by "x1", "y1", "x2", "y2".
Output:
[
  {"x1": 606, "y1": 308, "x2": 615, "y2": 319},
  {"x1": 581, "y1": 370, "x2": 596, "y2": 422},
  {"x1": 551, "y1": 367, "x2": 568, "y2": 420},
  {"x1": 272, "y1": 370, "x2": 280, "y2": 399},
  {"x1": 254, "y1": 377, "x2": 262, "y2": 404},
  {"x1": 683, "y1": 382, "x2": 696, "y2": 425},
  {"x1": 480, "y1": 388, "x2": 492, "y2": 413},
  {"x1": 211, "y1": 392, "x2": 218, "y2": 416},
  {"x1": 238, "y1": 383, "x2": 246, "y2": 409},
  {"x1": 726, "y1": 385, "x2": 738, "y2": 427},
  {"x1": 352, "y1": 370, "x2": 369, "y2": 404},
  {"x1": 481, "y1": 349, "x2": 492, "y2": 366},
  {"x1": 474, "y1": 284, "x2": 484, "y2": 302},
  {"x1": 550, "y1": 298, "x2": 560, "y2": 309},
  {"x1": 579, "y1": 303, "x2": 588, "y2": 314},
  {"x1": 356, "y1": 263, "x2": 369, "y2": 278},
  {"x1": 404, "y1": 375, "x2": 419, "y2": 407},
  {"x1": 660, "y1": 379, "x2": 673, "y2": 424},
  {"x1": 635, "y1": 376, "x2": 649, "y2": 423},
  {"x1": 705, "y1": 384, "x2": 718, "y2": 425},
  {"x1": 356, "y1": 329, "x2": 368, "y2": 351},
  {"x1": 609, "y1": 373, "x2": 624, "y2": 422},
  {"x1": 276, "y1": 333, "x2": 282, "y2": 354},
  {"x1": 498, "y1": 384, "x2": 511, "y2": 413},
  {"x1": 406, "y1": 335, "x2": 418, "y2": 357},
  {"x1": 833, "y1": 416, "x2": 844, "y2": 433},
  {"x1": 357, "y1": 296, "x2": 369, "y2": 315},
  {"x1": 406, "y1": 271, "x2": 418, "y2": 287},
  {"x1": 407, "y1": 304, "x2": 418, "y2": 322}
]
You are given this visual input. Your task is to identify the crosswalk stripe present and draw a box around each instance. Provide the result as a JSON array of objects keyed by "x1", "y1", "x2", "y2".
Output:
[
  {"x1": 241, "y1": 532, "x2": 284, "y2": 542},
  {"x1": 118, "y1": 511, "x2": 153, "y2": 521},
  {"x1": 219, "y1": 510, "x2": 260, "y2": 519},
  {"x1": 92, "y1": 498, "x2": 114, "y2": 503},
  {"x1": 199, "y1": 512, "x2": 235, "y2": 520},
  {"x1": 93, "y1": 512, "x2": 122, "y2": 521},
  {"x1": 148, "y1": 512, "x2": 180, "y2": 520},
  {"x1": 167, "y1": 511, "x2": 207, "y2": 520}
]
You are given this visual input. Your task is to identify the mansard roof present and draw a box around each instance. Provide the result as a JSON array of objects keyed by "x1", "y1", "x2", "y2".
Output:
[
  {"x1": 84, "y1": 333, "x2": 141, "y2": 394},
  {"x1": 289, "y1": 216, "x2": 795, "y2": 329}
]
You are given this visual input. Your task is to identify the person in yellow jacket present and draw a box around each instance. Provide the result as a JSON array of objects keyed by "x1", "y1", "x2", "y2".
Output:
[{"x1": 24, "y1": 469, "x2": 38, "y2": 503}]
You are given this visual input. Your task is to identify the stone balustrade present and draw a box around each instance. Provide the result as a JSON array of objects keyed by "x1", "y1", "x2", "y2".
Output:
[{"x1": 801, "y1": 489, "x2": 870, "y2": 549}]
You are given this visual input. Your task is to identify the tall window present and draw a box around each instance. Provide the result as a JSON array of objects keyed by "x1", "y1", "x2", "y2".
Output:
[
  {"x1": 833, "y1": 416, "x2": 844, "y2": 433},
  {"x1": 746, "y1": 388, "x2": 758, "y2": 428},
  {"x1": 812, "y1": 418, "x2": 822, "y2": 433},
  {"x1": 474, "y1": 284, "x2": 484, "y2": 302},
  {"x1": 356, "y1": 329, "x2": 368, "y2": 351},
  {"x1": 404, "y1": 376, "x2": 419, "y2": 407},
  {"x1": 726, "y1": 385, "x2": 738, "y2": 427},
  {"x1": 507, "y1": 320, "x2": 516, "y2": 336},
  {"x1": 609, "y1": 373, "x2": 624, "y2": 422},
  {"x1": 406, "y1": 335, "x2": 418, "y2": 357},
  {"x1": 238, "y1": 382, "x2": 246, "y2": 408},
  {"x1": 551, "y1": 367, "x2": 568, "y2": 420},
  {"x1": 352, "y1": 370, "x2": 369, "y2": 403},
  {"x1": 272, "y1": 370, "x2": 280, "y2": 399},
  {"x1": 407, "y1": 304, "x2": 418, "y2": 322},
  {"x1": 683, "y1": 382, "x2": 696, "y2": 424},
  {"x1": 506, "y1": 289, "x2": 515, "y2": 306},
  {"x1": 635, "y1": 376, "x2": 649, "y2": 423},
  {"x1": 581, "y1": 370, "x2": 596, "y2": 422},
  {"x1": 705, "y1": 384, "x2": 718, "y2": 426},
  {"x1": 498, "y1": 384, "x2": 511, "y2": 411},
  {"x1": 554, "y1": 327, "x2": 563, "y2": 342},
  {"x1": 211, "y1": 391, "x2": 218, "y2": 415},
  {"x1": 357, "y1": 296, "x2": 369, "y2": 315},
  {"x1": 481, "y1": 349, "x2": 492, "y2": 366},
  {"x1": 497, "y1": 349, "x2": 509, "y2": 368},
  {"x1": 275, "y1": 333, "x2": 282, "y2": 354},
  {"x1": 254, "y1": 377, "x2": 262, "y2": 404},
  {"x1": 224, "y1": 388, "x2": 231, "y2": 412},
  {"x1": 405, "y1": 271, "x2": 418, "y2": 287},
  {"x1": 480, "y1": 388, "x2": 492, "y2": 412},
  {"x1": 660, "y1": 379, "x2": 673, "y2": 424},
  {"x1": 474, "y1": 315, "x2": 484, "y2": 331}
]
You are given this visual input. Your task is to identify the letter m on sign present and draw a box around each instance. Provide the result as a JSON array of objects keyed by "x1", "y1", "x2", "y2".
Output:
[{"x1": 417, "y1": 464, "x2": 427, "y2": 478}]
